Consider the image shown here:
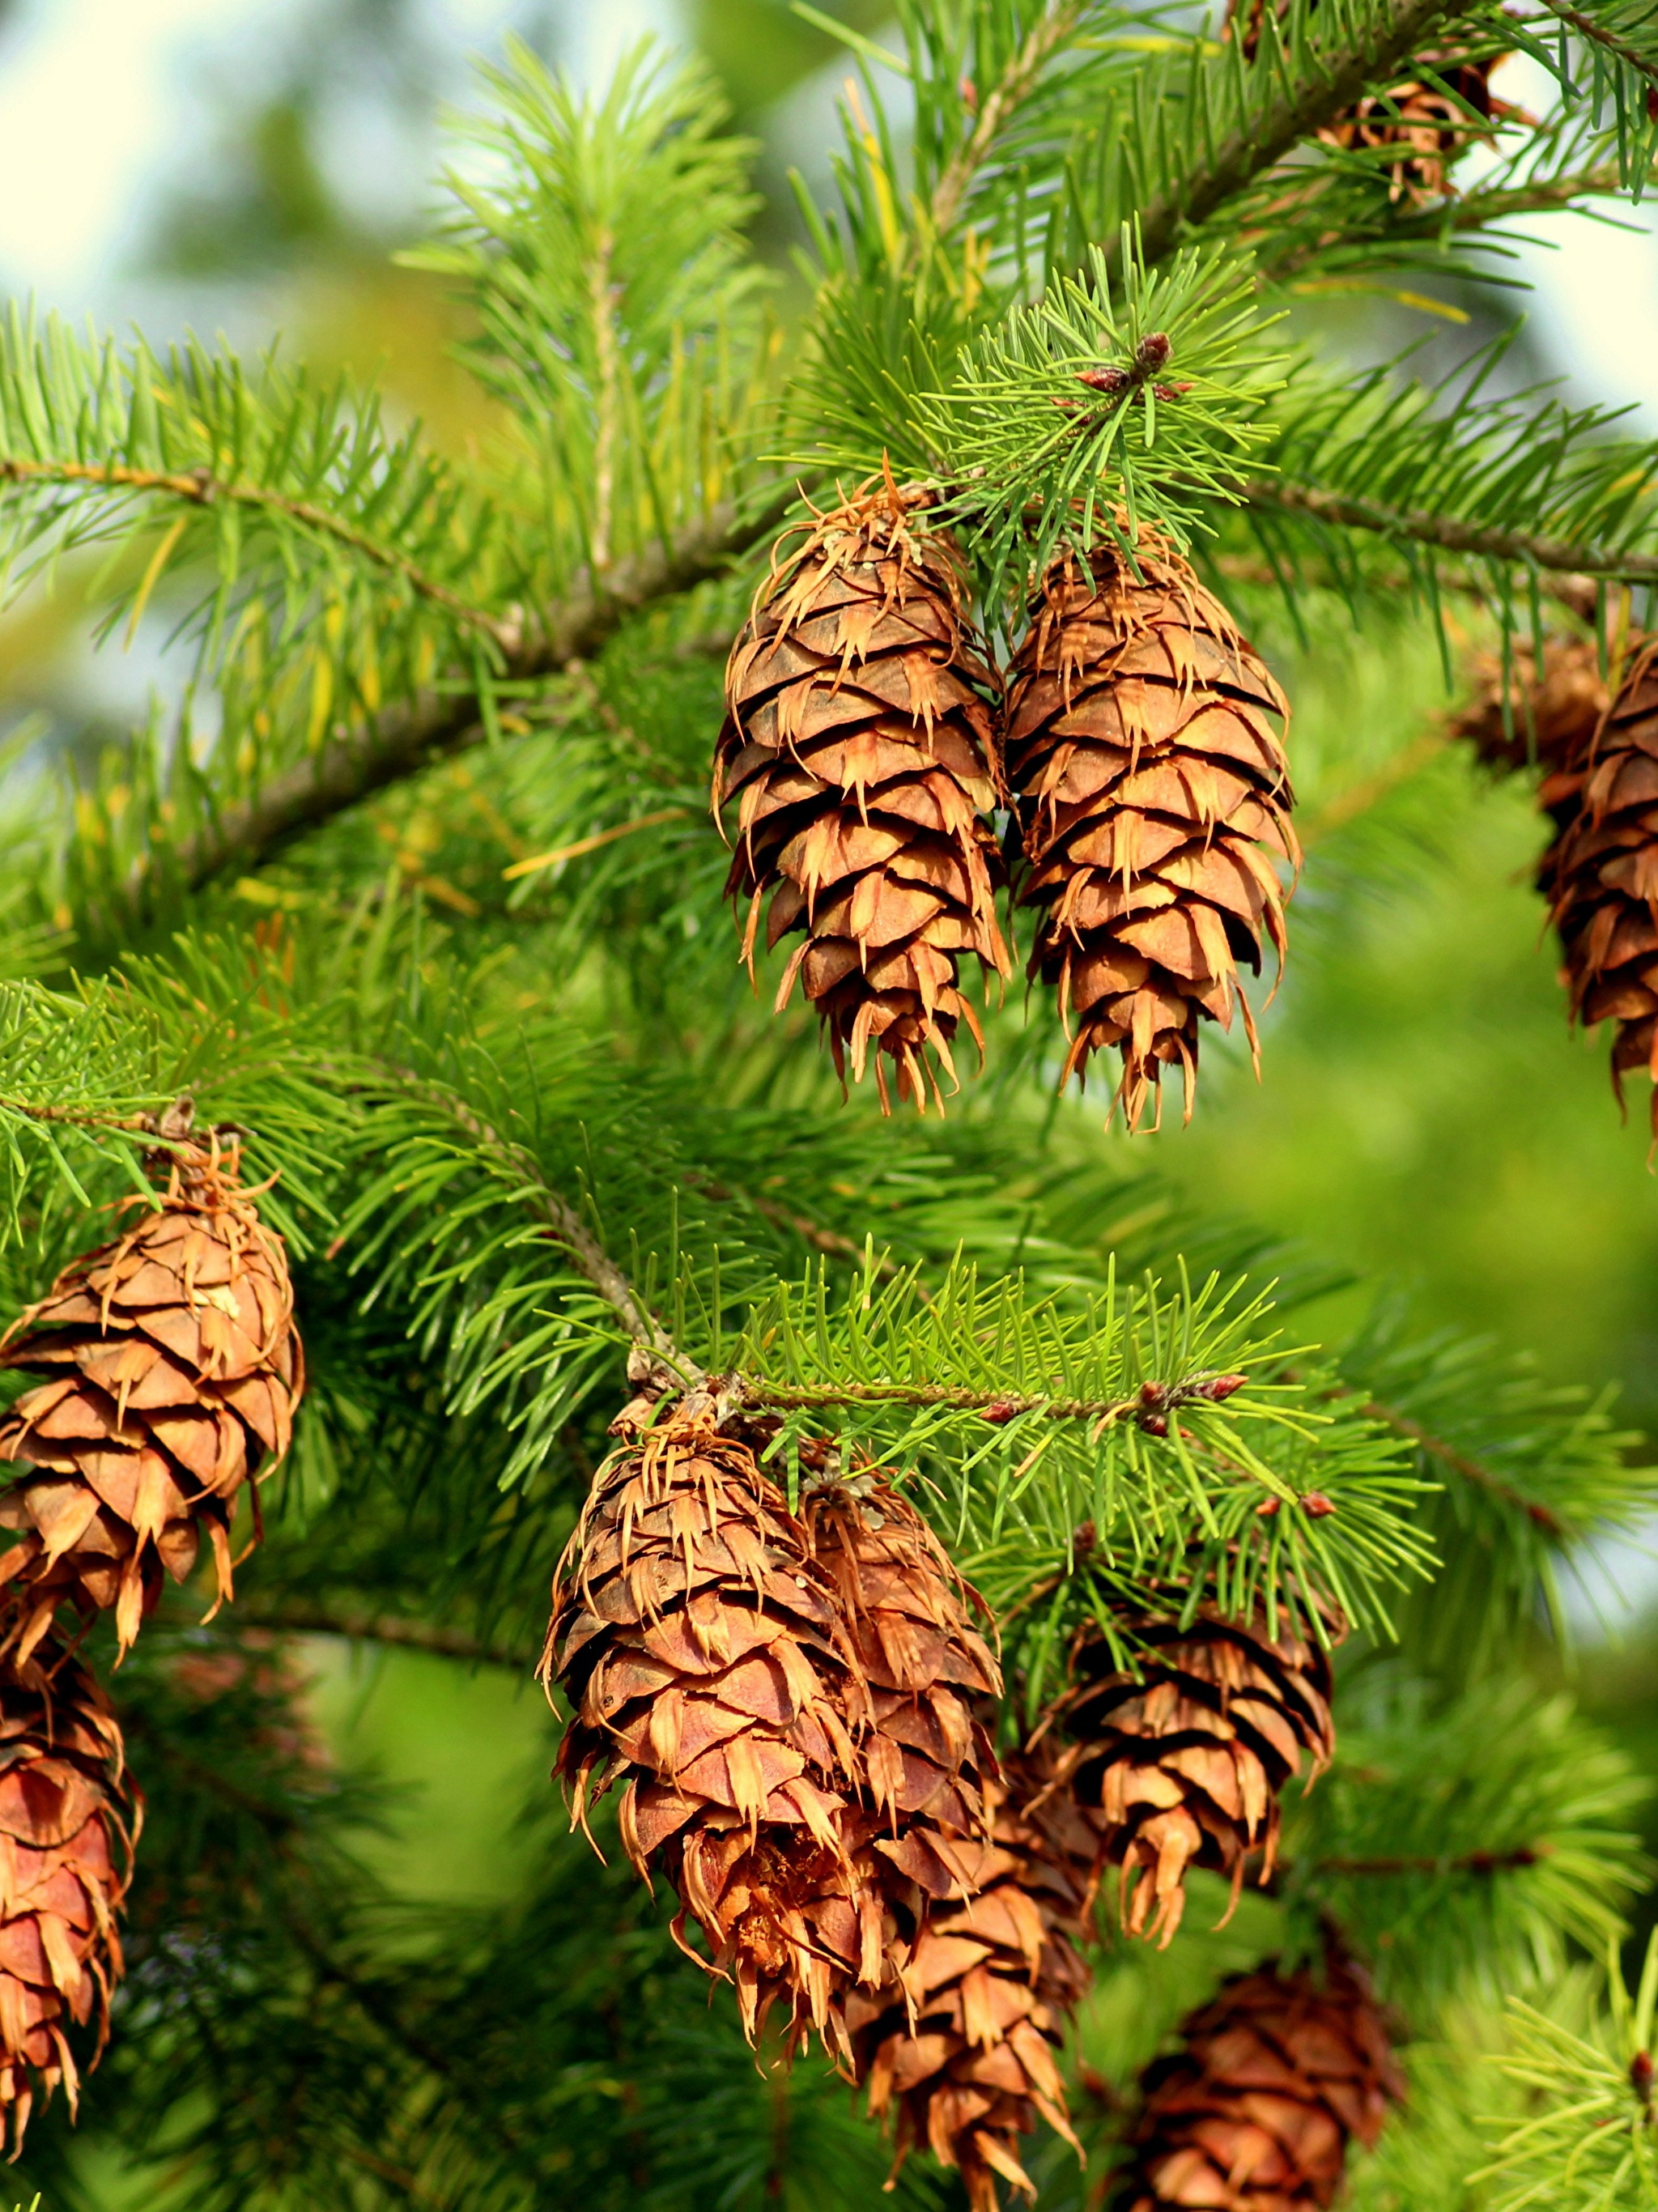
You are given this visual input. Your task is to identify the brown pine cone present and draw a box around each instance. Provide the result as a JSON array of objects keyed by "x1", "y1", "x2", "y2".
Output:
[
  {"x1": 1051, "y1": 1602, "x2": 1336, "y2": 1946},
  {"x1": 715, "y1": 486, "x2": 1010, "y2": 1113},
  {"x1": 1539, "y1": 635, "x2": 1658, "y2": 1134},
  {"x1": 1115, "y1": 1948, "x2": 1403, "y2": 2211},
  {"x1": 1005, "y1": 538, "x2": 1295, "y2": 1131},
  {"x1": 1452, "y1": 633, "x2": 1609, "y2": 789},
  {"x1": 542, "y1": 1415, "x2": 878, "y2": 2057},
  {"x1": 842, "y1": 1736, "x2": 1095, "y2": 2212},
  {"x1": 0, "y1": 1632, "x2": 139, "y2": 2152},
  {"x1": 0, "y1": 1131, "x2": 304, "y2": 1661}
]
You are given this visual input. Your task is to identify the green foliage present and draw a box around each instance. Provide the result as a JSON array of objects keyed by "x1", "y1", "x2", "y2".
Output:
[{"x1": 1477, "y1": 1933, "x2": 1658, "y2": 2212}]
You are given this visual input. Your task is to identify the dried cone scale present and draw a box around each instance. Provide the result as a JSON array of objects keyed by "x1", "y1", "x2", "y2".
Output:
[
  {"x1": 1116, "y1": 1949, "x2": 1403, "y2": 2211},
  {"x1": 0, "y1": 1129, "x2": 304, "y2": 1661},
  {"x1": 1053, "y1": 1602, "x2": 1336, "y2": 1946},
  {"x1": 715, "y1": 487, "x2": 1010, "y2": 1112},
  {"x1": 0, "y1": 1631, "x2": 138, "y2": 2153},
  {"x1": 1005, "y1": 538, "x2": 1295, "y2": 1131},
  {"x1": 542, "y1": 1414, "x2": 878, "y2": 2058},
  {"x1": 1540, "y1": 636, "x2": 1658, "y2": 1135},
  {"x1": 838, "y1": 1732, "x2": 1095, "y2": 2212}
]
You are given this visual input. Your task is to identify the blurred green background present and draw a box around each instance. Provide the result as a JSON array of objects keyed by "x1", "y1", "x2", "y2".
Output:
[{"x1": 5, "y1": 0, "x2": 1658, "y2": 2099}]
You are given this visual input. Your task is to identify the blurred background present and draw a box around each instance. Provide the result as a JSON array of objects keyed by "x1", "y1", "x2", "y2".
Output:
[{"x1": 5, "y1": 0, "x2": 1658, "y2": 2141}]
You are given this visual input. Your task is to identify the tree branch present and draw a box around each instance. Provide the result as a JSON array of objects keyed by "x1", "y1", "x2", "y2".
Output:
[
  {"x1": 0, "y1": 453, "x2": 508, "y2": 644},
  {"x1": 1533, "y1": 0, "x2": 1658, "y2": 91},
  {"x1": 1243, "y1": 474, "x2": 1658, "y2": 584},
  {"x1": 234, "y1": 1597, "x2": 536, "y2": 1670},
  {"x1": 930, "y1": 1, "x2": 1087, "y2": 236},
  {"x1": 1316, "y1": 1842, "x2": 1552, "y2": 1875},
  {"x1": 1363, "y1": 1398, "x2": 1567, "y2": 1537},
  {"x1": 175, "y1": 502, "x2": 767, "y2": 892},
  {"x1": 1122, "y1": 0, "x2": 1490, "y2": 273}
]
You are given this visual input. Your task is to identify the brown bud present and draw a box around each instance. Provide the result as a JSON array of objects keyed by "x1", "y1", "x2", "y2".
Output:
[
  {"x1": 1255, "y1": 1495, "x2": 1282, "y2": 1517},
  {"x1": 982, "y1": 1397, "x2": 1022, "y2": 1426},
  {"x1": 1139, "y1": 1413, "x2": 1170, "y2": 1438},
  {"x1": 1633, "y1": 2049, "x2": 1654, "y2": 2105},
  {"x1": 1198, "y1": 1373, "x2": 1248, "y2": 1403},
  {"x1": 1152, "y1": 381, "x2": 1194, "y2": 402},
  {"x1": 1135, "y1": 331, "x2": 1171, "y2": 372},
  {"x1": 1300, "y1": 1492, "x2": 1337, "y2": 1519},
  {"x1": 1077, "y1": 365, "x2": 1129, "y2": 393},
  {"x1": 1073, "y1": 1519, "x2": 1098, "y2": 1559}
]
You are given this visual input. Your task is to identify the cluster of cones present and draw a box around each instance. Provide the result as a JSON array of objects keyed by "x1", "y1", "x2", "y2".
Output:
[
  {"x1": 545, "y1": 1402, "x2": 1396, "y2": 2210},
  {"x1": 716, "y1": 487, "x2": 1295, "y2": 1132},
  {"x1": 1456, "y1": 626, "x2": 1658, "y2": 1138},
  {"x1": 0, "y1": 1116, "x2": 303, "y2": 2150}
]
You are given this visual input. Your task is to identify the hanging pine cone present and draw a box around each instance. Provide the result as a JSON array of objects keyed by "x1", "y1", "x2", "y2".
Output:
[
  {"x1": 1452, "y1": 632, "x2": 1609, "y2": 784},
  {"x1": 1050, "y1": 1598, "x2": 1336, "y2": 1946},
  {"x1": 1114, "y1": 1948, "x2": 1403, "y2": 2211},
  {"x1": 1005, "y1": 538, "x2": 1295, "y2": 1131},
  {"x1": 714, "y1": 484, "x2": 1010, "y2": 1113},
  {"x1": 0, "y1": 1631, "x2": 139, "y2": 2152},
  {"x1": 0, "y1": 1128, "x2": 304, "y2": 1662},
  {"x1": 840, "y1": 1734, "x2": 1095, "y2": 2212},
  {"x1": 542, "y1": 1413, "x2": 878, "y2": 2057},
  {"x1": 1537, "y1": 635, "x2": 1658, "y2": 1136}
]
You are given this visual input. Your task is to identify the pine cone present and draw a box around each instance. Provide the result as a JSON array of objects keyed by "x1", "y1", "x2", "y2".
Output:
[
  {"x1": 542, "y1": 1416, "x2": 876, "y2": 2056},
  {"x1": 1115, "y1": 1949, "x2": 1403, "y2": 2211},
  {"x1": 1005, "y1": 539, "x2": 1295, "y2": 1131},
  {"x1": 1052, "y1": 1602, "x2": 1336, "y2": 1946},
  {"x1": 715, "y1": 487, "x2": 1010, "y2": 1113},
  {"x1": 0, "y1": 1633, "x2": 139, "y2": 2152},
  {"x1": 1539, "y1": 635, "x2": 1658, "y2": 1134},
  {"x1": 0, "y1": 1132, "x2": 304, "y2": 1661},
  {"x1": 842, "y1": 1736, "x2": 1094, "y2": 2212},
  {"x1": 1453, "y1": 633, "x2": 1608, "y2": 786}
]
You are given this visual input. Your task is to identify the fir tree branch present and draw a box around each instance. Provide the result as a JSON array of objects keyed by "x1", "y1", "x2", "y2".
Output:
[
  {"x1": 377, "y1": 1070, "x2": 699, "y2": 1376},
  {"x1": 0, "y1": 453, "x2": 511, "y2": 644},
  {"x1": 1534, "y1": 0, "x2": 1658, "y2": 92},
  {"x1": 1361, "y1": 1397, "x2": 1567, "y2": 1536},
  {"x1": 176, "y1": 502, "x2": 765, "y2": 891},
  {"x1": 233, "y1": 1597, "x2": 534, "y2": 1670},
  {"x1": 929, "y1": 0, "x2": 1088, "y2": 236},
  {"x1": 1316, "y1": 1843, "x2": 1554, "y2": 1875},
  {"x1": 735, "y1": 1371, "x2": 1244, "y2": 1430},
  {"x1": 1120, "y1": 0, "x2": 1489, "y2": 274},
  {"x1": 1242, "y1": 474, "x2": 1658, "y2": 583}
]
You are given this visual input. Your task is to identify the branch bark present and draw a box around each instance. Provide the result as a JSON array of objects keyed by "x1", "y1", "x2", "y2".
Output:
[
  {"x1": 235, "y1": 1597, "x2": 536, "y2": 1670},
  {"x1": 1244, "y1": 474, "x2": 1658, "y2": 585}
]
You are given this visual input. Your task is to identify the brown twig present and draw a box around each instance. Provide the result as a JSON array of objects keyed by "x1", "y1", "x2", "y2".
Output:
[
  {"x1": 1363, "y1": 1398, "x2": 1566, "y2": 1536},
  {"x1": 233, "y1": 1597, "x2": 534, "y2": 1670},
  {"x1": 0, "y1": 453, "x2": 508, "y2": 642},
  {"x1": 1315, "y1": 1843, "x2": 1550, "y2": 1876},
  {"x1": 1244, "y1": 477, "x2": 1658, "y2": 587}
]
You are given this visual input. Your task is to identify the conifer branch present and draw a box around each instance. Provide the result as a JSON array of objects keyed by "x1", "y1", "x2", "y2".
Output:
[
  {"x1": 1315, "y1": 1843, "x2": 1553, "y2": 1876},
  {"x1": 1120, "y1": 0, "x2": 1487, "y2": 273},
  {"x1": 929, "y1": 1, "x2": 1088, "y2": 236},
  {"x1": 176, "y1": 503, "x2": 765, "y2": 891},
  {"x1": 1361, "y1": 1398, "x2": 1567, "y2": 1535},
  {"x1": 0, "y1": 453, "x2": 512, "y2": 643},
  {"x1": 386, "y1": 1073, "x2": 696, "y2": 1375},
  {"x1": 1243, "y1": 475, "x2": 1658, "y2": 583},
  {"x1": 234, "y1": 1598, "x2": 534, "y2": 1670},
  {"x1": 1534, "y1": 0, "x2": 1658, "y2": 91}
]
